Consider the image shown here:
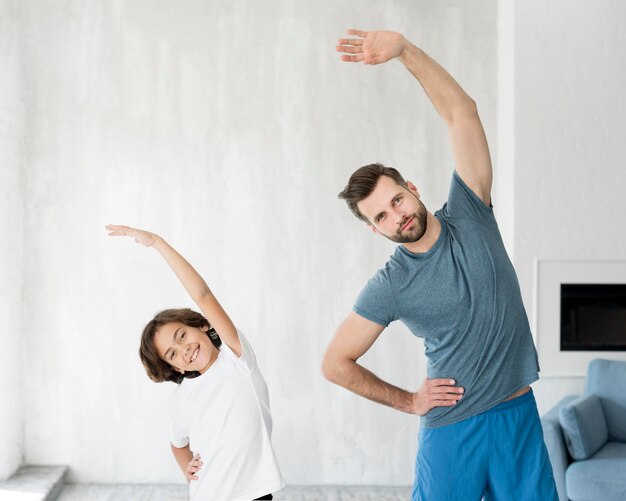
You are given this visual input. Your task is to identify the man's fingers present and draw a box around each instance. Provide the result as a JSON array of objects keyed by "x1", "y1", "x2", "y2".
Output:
[
  {"x1": 431, "y1": 395, "x2": 461, "y2": 406},
  {"x1": 434, "y1": 400, "x2": 459, "y2": 407},
  {"x1": 346, "y1": 28, "x2": 368, "y2": 38},
  {"x1": 336, "y1": 45, "x2": 363, "y2": 54},
  {"x1": 430, "y1": 385, "x2": 464, "y2": 395},
  {"x1": 340, "y1": 54, "x2": 365, "y2": 63},
  {"x1": 428, "y1": 378, "x2": 458, "y2": 386},
  {"x1": 430, "y1": 392, "x2": 463, "y2": 400},
  {"x1": 337, "y1": 38, "x2": 363, "y2": 46}
]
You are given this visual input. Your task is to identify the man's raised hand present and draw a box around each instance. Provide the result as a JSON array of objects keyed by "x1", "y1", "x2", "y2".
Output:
[{"x1": 336, "y1": 29, "x2": 407, "y2": 65}]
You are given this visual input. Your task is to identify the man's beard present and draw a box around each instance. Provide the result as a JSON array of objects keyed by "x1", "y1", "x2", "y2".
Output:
[{"x1": 386, "y1": 201, "x2": 428, "y2": 244}]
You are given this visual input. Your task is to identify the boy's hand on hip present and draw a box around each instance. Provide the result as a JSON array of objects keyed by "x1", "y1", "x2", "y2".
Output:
[
  {"x1": 186, "y1": 453, "x2": 203, "y2": 482},
  {"x1": 410, "y1": 378, "x2": 464, "y2": 416}
]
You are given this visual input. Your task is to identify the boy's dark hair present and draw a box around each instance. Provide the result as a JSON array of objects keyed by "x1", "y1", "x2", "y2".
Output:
[
  {"x1": 338, "y1": 163, "x2": 407, "y2": 222},
  {"x1": 139, "y1": 308, "x2": 222, "y2": 384}
]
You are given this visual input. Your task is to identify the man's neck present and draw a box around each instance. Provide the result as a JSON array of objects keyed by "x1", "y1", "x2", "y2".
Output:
[{"x1": 401, "y1": 212, "x2": 441, "y2": 254}]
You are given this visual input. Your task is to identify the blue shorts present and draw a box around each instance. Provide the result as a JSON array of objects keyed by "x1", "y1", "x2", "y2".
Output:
[{"x1": 412, "y1": 389, "x2": 558, "y2": 501}]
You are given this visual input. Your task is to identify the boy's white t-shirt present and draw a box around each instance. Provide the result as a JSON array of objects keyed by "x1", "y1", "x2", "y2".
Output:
[{"x1": 169, "y1": 330, "x2": 284, "y2": 501}]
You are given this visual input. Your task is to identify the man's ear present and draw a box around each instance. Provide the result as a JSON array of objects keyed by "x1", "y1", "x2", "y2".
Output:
[
  {"x1": 406, "y1": 181, "x2": 420, "y2": 198},
  {"x1": 363, "y1": 220, "x2": 379, "y2": 234}
]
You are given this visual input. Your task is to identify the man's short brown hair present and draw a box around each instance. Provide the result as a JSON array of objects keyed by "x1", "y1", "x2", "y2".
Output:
[{"x1": 338, "y1": 163, "x2": 407, "y2": 222}]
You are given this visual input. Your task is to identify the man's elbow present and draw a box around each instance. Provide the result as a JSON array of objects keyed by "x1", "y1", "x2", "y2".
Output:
[
  {"x1": 321, "y1": 351, "x2": 344, "y2": 384},
  {"x1": 449, "y1": 98, "x2": 479, "y2": 124}
]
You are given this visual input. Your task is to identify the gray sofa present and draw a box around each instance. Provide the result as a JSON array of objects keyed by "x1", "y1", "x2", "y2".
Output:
[{"x1": 541, "y1": 359, "x2": 626, "y2": 501}]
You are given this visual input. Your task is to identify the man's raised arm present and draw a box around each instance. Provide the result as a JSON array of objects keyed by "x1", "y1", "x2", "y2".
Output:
[{"x1": 337, "y1": 29, "x2": 492, "y2": 205}]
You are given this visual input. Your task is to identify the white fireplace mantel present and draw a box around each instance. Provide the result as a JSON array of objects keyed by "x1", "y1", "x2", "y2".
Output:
[{"x1": 533, "y1": 259, "x2": 626, "y2": 377}]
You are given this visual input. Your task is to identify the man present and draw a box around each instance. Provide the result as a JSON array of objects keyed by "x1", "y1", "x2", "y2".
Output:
[{"x1": 322, "y1": 29, "x2": 557, "y2": 500}]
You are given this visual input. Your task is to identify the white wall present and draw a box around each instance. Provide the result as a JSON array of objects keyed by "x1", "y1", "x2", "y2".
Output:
[
  {"x1": 15, "y1": 0, "x2": 497, "y2": 485},
  {"x1": 511, "y1": 0, "x2": 626, "y2": 413},
  {"x1": 13, "y1": 0, "x2": 626, "y2": 487},
  {"x1": 0, "y1": 0, "x2": 24, "y2": 481}
]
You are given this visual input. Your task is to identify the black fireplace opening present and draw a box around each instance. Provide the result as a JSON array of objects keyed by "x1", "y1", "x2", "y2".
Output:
[{"x1": 561, "y1": 284, "x2": 626, "y2": 351}]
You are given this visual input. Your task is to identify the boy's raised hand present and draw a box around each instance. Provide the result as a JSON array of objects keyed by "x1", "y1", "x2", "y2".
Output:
[
  {"x1": 336, "y1": 29, "x2": 407, "y2": 65},
  {"x1": 186, "y1": 453, "x2": 203, "y2": 482},
  {"x1": 105, "y1": 224, "x2": 159, "y2": 247}
]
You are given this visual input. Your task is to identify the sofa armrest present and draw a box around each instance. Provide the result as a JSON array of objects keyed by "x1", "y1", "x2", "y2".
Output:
[{"x1": 541, "y1": 395, "x2": 578, "y2": 501}]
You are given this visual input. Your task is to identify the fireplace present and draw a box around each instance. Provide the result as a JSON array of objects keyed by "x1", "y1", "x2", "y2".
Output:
[
  {"x1": 535, "y1": 260, "x2": 626, "y2": 376},
  {"x1": 561, "y1": 284, "x2": 626, "y2": 351}
]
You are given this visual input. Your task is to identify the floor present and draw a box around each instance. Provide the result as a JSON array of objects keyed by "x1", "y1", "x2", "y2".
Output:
[{"x1": 57, "y1": 484, "x2": 413, "y2": 500}]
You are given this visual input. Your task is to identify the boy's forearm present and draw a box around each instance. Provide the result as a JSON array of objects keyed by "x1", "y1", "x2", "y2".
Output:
[
  {"x1": 400, "y1": 41, "x2": 476, "y2": 124},
  {"x1": 153, "y1": 237, "x2": 211, "y2": 301},
  {"x1": 171, "y1": 443, "x2": 193, "y2": 477}
]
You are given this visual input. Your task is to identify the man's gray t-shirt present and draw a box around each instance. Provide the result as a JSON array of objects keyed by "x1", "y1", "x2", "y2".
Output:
[{"x1": 354, "y1": 171, "x2": 539, "y2": 428}]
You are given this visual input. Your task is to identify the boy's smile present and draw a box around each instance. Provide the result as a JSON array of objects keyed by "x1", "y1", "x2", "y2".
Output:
[{"x1": 154, "y1": 321, "x2": 218, "y2": 375}]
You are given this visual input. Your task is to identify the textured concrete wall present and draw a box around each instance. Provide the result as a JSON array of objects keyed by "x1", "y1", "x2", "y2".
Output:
[
  {"x1": 16, "y1": 0, "x2": 496, "y2": 484},
  {"x1": 511, "y1": 0, "x2": 626, "y2": 413},
  {"x1": 0, "y1": 0, "x2": 24, "y2": 481}
]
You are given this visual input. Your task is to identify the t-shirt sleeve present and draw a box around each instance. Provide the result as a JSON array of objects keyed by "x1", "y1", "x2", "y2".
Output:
[
  {"x1": 353, "y1": 270, "x2": 397, "y2": 327},
  {"x1": 170, "y1": 402, "x2": 189, "y2": 448},
  {"x1": 220, "y1": 329, "x2": 257, "y2": 371},
  {"x1": 442, "y1": 171, "x2": 496, "y2": 226}
]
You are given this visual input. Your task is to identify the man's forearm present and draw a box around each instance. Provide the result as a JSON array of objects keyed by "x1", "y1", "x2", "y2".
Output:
[
  {"x1": 400, "y1": 41, "x2": 476, "y2": 124},
  {"x1": 326, "y1": 359, "x2": 414, "y2": 413}
]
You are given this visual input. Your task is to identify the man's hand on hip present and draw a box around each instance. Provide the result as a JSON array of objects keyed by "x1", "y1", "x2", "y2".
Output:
[{"x1": 410, "y1": 378, "x2": 464, "y2": 416}]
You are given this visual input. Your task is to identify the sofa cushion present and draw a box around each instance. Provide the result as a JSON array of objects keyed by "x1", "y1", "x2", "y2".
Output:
[
  {"x1": 586, "y1": 358, "x2": 626, "y2": 442},
  {"x1": 559, "y1": 394, "x2": 608, "y2": 460},
  {"x1": 566, "y1": 441, "x2": 626, "y2": 501}
]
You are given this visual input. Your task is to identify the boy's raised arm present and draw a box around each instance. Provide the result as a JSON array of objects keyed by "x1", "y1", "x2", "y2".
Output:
[{"x1": 105, "y1": 224, "x2": 241, "y2": 356}]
